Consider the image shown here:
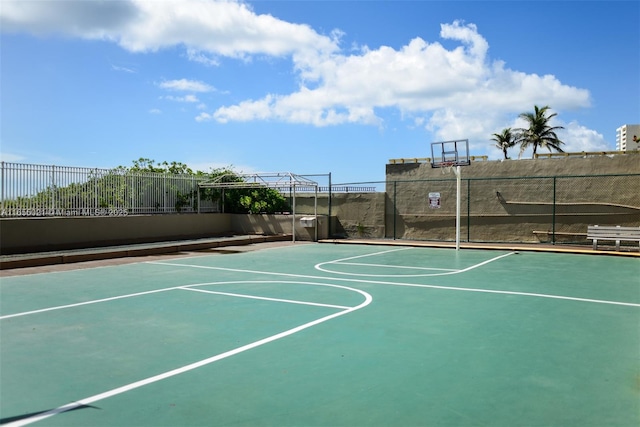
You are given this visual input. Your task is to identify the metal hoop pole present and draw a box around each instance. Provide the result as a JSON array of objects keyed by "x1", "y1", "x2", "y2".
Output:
[{"x1": 455, "y1": 165, "x2": 461, "y2": 251}]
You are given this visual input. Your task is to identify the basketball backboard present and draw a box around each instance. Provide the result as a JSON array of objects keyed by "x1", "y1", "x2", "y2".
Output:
[{"x1": 430, "y1": 139, "x2": 471, "y2": 168}]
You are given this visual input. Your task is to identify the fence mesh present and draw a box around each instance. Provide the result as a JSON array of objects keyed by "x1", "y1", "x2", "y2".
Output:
[{"x1": 386, "y1": 174, "x2": 640, "y2": 245}]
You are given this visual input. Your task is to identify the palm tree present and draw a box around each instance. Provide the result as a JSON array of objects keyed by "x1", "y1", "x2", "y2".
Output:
[
  {"x1": 515, "y1": 105, "x2": 565, "y2": 158},
  {"x1": 491, "y1": 128, "x2": 516, "y2": 160}
]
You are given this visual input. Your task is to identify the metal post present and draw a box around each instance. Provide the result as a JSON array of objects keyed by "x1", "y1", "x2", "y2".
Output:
[
  {"x1": 292, "y1": 184, "x2": 296, "y2": 243},
  {"x1": 52, "y1": 165, "x2": 57, "y2": 212},
  {"x1": 393, "y1": 181, "x2": 397, "y2": 240},
  {"x1": 552, "y1": 177, "x2": 557, "y2": 245},
  {"x1": 466, "y1": 178, "x2": 471, "y2": 242},
  {"x1": 314, "y1": 185, "x2": 318, "y2": 242},
  {"x1": 455, "y1": 166, "x2": 461, "y2": 251},
  {"x1": 328, "y1": 172, "x2": 332, "y2": 238},
  {"x1": 1, "y1": 161, "x2": 4, "y2": 214}
]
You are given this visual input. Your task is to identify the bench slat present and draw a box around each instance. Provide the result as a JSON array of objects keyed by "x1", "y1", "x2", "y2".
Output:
[{"x1": 586, "y1": 225, "x2": 640, "y2": 251}]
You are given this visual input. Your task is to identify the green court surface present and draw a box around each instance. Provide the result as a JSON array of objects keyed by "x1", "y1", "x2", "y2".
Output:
[{"x1": 1, "y1": 244, "x2": 638, "y2": 426}]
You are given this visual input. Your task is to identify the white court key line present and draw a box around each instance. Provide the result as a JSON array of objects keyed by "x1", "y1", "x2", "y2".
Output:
[
  {"x1": 5, "y1": 283, "x2": 373, "y2": 427},
  {"x1": 179, "y1": 286, "x2": 351, "y2": 310},
  {"x1": 335, "y1": 262, "x2": 457, "y2": 272},
  {"x1": 321, "y1": 247, "x2": 413, "y2": 264},
  {"x1": 315, "y1": 251, "x2": 515, "y2": 277},
  {"x1": 146, "y1": 258, "x2": 640, "y2": 308}
]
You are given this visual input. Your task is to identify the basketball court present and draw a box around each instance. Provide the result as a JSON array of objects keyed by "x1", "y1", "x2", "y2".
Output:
[{"x1": 1, "y1": 241, "x2": 638, "y2": 426}]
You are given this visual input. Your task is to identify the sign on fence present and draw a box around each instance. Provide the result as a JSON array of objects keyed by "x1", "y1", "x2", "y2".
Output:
[{"x1": 428, "y1": 192, "x2": 441, "y2": 209}]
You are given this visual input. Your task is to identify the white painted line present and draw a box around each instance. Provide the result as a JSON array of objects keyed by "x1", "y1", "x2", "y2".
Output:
[
  {"x1": 0, "y1": 280, "x2": 354, "y2": 320},
  {"x1": 146, "y1": 259, "x2": 640, "y2": 308},
  {"x1": 178, "y1": 286, "x2": 351, "y2": 310},
  {"x1": 4, "y1": 282, "x2": 372, "y2": 427},
  {"x1": 335, "y1": 261, "x2": 458, "y2": 272},
  {"x1": 315, "y1": 251, "x2": 514, "y2": 277},
  {"x1": 0, "y1": 287, "x2": 179, "y2": 320},
  {"x1": 322, "y1": 247, "x2": 412, "y2": 265}
]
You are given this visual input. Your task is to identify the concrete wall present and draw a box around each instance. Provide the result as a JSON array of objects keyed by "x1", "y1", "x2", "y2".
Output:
[
  {"x1": 0, "y1": 214, "x2": 233, "y2": 254},
  {"x1": 0, "y1": 212, "x2": 331, "y2": 255},
  {"x1": 230, "y1": 214, "x2": 329, "y2": 242},
  {"x1": 280, "y1": 192, "x2": 386, "y2": 239},
  {"x1": 385, "y1": 155, "x2": 640, "y2": 242},
  {"x1": 386, "y1": 153, "x2": 640, "y2": 180}
]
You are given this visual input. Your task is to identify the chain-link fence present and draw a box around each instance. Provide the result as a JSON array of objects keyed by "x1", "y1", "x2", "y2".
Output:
[{"x1": 385, "y1": 174, "x2": 640, "y2": 245}]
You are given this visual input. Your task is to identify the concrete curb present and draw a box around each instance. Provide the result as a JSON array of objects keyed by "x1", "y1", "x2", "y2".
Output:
[{"x1": 0, "y1": 234, "x2": 292, "y2": 270}]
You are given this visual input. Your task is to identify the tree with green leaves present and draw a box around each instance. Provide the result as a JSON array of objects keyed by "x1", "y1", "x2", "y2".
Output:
[
  {"x1": 491, "y1": 128, "x2": 517, "y2": 160},
  {"x1": 128, "y1": 158, "x2": 194, "y2": 175},
  {"x1": 118, "y1": 159, "x2": 290, "y2": 214},
  {"x1": 515, "y1": 105, "x2": 565, "y2": 158}
]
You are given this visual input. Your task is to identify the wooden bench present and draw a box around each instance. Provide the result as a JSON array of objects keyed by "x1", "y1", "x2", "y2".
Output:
[{"x1": 587, "y1": 225, "x2": 640, "y2": 251}]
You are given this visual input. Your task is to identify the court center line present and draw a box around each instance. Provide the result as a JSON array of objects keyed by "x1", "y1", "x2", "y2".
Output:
[
  {"x1": 146, "y1": 257, "x2": 640, "y2": 308},
  {"x1": 5, "y1": 284, "x2": 372, "y2": 427},
  {"x1": 178, "y1": 286, "x2": 351, "y2": 310}
]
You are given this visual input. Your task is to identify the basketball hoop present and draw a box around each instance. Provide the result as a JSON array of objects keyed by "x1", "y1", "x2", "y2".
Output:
[{"x1": 440, "y1": 161, "x2": 455, "y2": 174}]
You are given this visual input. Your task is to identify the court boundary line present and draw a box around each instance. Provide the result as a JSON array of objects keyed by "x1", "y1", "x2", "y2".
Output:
[
  {"x1": 0, "y1": 287, "x2": 179, "y2": 320},
  {"x1": 146, "y1": 257, "x2": 640, "y2": 308},
  {"x1": 3, "y1": 280, "x2": 372, "y2": 427}
]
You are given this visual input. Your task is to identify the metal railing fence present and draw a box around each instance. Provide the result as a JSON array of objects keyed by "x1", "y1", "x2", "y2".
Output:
[
  {"x1": 0, "y1": 162, "x2": 219, "y2": 217},
  {"x1": 385, "y1": 173, "x2": 640, "y2": 244},
  {"x1": 0, "y1": 163, "x2": 379, "y2": 218}
]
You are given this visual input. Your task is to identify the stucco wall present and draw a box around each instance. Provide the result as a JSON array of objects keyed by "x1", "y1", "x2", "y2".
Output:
[
  {"x1": 282, "y1": 192, "x2": 386, "y2": 238},
  {"x1": 386, "y1": 154, "x2": 640, "y2": 180},
  {"x1": 0, "y1": 214, "x2": 233, "y2": 254},
  {"x1": 385, "y1": 155, "x2": 640, "y2": 242},
  {"x1": 0, "y1": 213, "x2": 331, "y2": 255},
  {"x1": 230, "y1": 214, "x2": 329, "y2": 241}
]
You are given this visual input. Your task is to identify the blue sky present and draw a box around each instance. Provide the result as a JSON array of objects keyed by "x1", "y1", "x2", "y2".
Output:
[{"x1": 1, "y1": 0, "x2": 639, "y2": 184}]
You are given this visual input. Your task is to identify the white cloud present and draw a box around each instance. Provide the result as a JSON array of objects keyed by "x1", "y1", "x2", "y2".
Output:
[
  {"x1": 185, "y1": 48, "x2": 220, "y2": 67},
  {"x1": 149, "y1": 108, "x2": 162, "y2": 114},
  {"x1": 0, "y1": 0, "x2": 338, "y2": 58},
  {"x1": 557, "y1": 121, "x2": 610, "y2": 153},
  {"x1": 0, "y1": 0, "x2": 138, "y2": 37},
  {"x1": 163, "y1": 94, "x2": 200, "y2": 103},
  {"x1": 207, "y1": 20, "x2": 591, "y2": 134},
  {"x1": 158, "y1": 79, "x2": 215, "y2": 93},
  {"x1": 111, "y1": 64, "x2": 136, "y2": 73},
  {"x1": 2, "y1": 1, "x2": 602, "y2": 154}
]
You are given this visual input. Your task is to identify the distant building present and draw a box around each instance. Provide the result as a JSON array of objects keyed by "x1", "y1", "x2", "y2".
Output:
[{"x1": 616, "y1": 124, "x2": 640, "y2": 151}]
